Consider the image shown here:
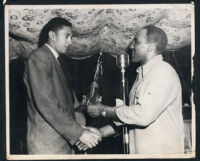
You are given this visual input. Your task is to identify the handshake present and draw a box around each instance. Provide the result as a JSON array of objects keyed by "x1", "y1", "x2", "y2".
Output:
[
  {"x1": 75, "y1": 104, "x2": 115, "y2": 151},
  {"x1": 75, "y1": 125, "x2": 103, "y2": 151}
]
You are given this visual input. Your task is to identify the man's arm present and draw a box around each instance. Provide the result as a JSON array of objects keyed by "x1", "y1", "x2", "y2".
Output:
[
  {"x1": 73, "y1": 91, "x2": 86, "y2": 126},
  {"x1": 88, "y1": 65, "x2": 178, "y2": 127},
  {"x1": 75, "y1": 125, "x2": 116, "y2": 151},
  {"x1": 99, "y1": 125, "x2": 116, "y2": 138},
  {"x1": 115, "y1": 67, "x2": 179, "y2": 126},
  {"x1": 27, "y1": 53, "x2": 100, "y2": 147},
  {"x1": 87, "y1": 104, "x2": 121, "y2": 122}
]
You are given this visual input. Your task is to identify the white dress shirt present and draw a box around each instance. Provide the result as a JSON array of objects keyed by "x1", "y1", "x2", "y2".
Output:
[
  {"x1": 116, "y1": 55, "x2": 185, "y2": 154},
  {"x1": 45, "y1": 43, "x2": 60, "y2": 64}
]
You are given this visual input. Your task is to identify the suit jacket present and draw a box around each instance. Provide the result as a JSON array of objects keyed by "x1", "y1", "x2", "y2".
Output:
[{"x1": 23, "y1": 45, "x2": 84, "y2": 154}]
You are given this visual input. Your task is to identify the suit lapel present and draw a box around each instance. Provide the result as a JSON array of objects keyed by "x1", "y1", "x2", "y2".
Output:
[{"x1": 42, "y1": 45, "x2": 74, "y2": 114}]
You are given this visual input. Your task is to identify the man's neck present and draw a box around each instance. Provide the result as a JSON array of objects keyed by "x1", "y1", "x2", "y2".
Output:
[
  {"x1": 141, "y1": 51, "x2": 159, "y2": 65},
  {"x1": 47, "y1": 42, "x2": 55, "y2": 51},
  {"x1": 45, "y1": 43, "x2": 60, "y2": 59}
]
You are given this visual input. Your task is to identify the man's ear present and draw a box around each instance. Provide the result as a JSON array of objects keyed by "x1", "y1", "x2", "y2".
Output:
[
  {"x1": 147, "y1": 43, "x2": 156, "y2": 52},
  {"x1": 48, "y1": 31, "x2": 55, "y2": 41}
]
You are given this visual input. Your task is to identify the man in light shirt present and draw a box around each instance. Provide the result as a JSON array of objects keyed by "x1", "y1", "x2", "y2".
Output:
[
  {"x1": 87, "y1": 25, "x2": 185, "y2": 154},
  {"x1": 24, "y1": 17, "x2": 101, "y2": 154}
]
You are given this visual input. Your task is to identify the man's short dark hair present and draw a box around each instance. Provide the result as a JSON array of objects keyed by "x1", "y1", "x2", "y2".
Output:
[
  {"x1": 38, "y1": 17, "x2": 72, "y2": 47},
  {"x1": 46, "y1": 17, "x2": 72, "y2": 33},
  {"x1": 143, "y1": 25, "x2": 168, "y2": 54}
]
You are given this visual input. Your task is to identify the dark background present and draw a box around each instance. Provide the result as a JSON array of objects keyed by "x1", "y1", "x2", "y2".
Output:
[{"x1": 1, "y1": 0, "x2": 200, "y2": 160}]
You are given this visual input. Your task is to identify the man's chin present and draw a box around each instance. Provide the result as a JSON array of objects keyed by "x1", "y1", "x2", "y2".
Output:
[
  {"x1": 64, "y1": 47, "x2": 69, "y2": 52},
  {"x1": 60, "y1": 49, "x2": 68, "y2": 54}
]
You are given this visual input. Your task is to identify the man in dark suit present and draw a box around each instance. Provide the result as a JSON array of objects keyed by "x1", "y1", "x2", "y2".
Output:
[{"x1": 23, "y1": 17, "x2": 101, "y2": 154}]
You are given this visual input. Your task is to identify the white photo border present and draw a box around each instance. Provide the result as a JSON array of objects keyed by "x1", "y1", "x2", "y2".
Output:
[{"x1": 5, "y1": 4, "x2": 196, "y2": 160}]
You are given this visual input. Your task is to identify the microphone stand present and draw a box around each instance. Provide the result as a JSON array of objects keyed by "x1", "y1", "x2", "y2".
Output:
[{"x1": 116, "y1": 54, "x2": 130, "y2": 154}]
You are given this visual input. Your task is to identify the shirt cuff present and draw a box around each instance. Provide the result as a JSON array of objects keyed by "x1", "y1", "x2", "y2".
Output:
[{"x1": 68, "y1": 125, "x2": 84, "y2": 145}]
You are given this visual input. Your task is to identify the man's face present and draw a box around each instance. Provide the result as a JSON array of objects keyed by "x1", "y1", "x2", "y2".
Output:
[
  {"x1": 53, "y1": 26, "x2": 72, "y2": 54},
  {"x1": 129, "y1": 28, "x2": 149, "y2": 64}
]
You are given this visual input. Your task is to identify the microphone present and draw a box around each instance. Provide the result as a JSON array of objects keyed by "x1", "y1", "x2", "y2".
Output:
[
  {"x1": 116, "y1": 54, "x2": 130, "y2": 154},
  {"x1": 116, "y1": 54, "x2": 130, "y2": 69},
  {"x1": 116, "y1": 54, "x2": 130, "y2": 103}
]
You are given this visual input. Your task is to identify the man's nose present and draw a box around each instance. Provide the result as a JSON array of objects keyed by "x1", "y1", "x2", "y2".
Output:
[{"x1": 68, "y1": 37, "x2": 72, "y2": 45}]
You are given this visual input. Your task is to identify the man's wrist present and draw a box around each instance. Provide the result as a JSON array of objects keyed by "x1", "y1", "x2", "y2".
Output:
[
  {"x1": 100, "y1": 106, "x2": 120, "y2": 121},
  {"x1": 99, "y1": 125, "x2": 116, "y2": 138},
  {"x1": 99, "y1": 127, "x2": 106, "y2": 138},
  {"x1": 100, "y1": 105, "x2": 107, "y2": 117}
]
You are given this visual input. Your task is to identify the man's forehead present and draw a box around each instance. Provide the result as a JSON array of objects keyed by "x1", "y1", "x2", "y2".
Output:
[
  {"x1": 136, "y1": 29, "x2": 147, "y2": 36},
  {"x1": 135, "y1": 29, "x2": 147, "y2": 40},
  {"x1": 64, "y1": 25, "x2": 72, "y2": 31},
  {"x1": 58, "y1": 26, "x2": 72, "y2": 33}
]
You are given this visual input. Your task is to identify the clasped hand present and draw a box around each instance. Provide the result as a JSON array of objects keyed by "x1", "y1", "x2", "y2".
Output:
[{"x1": 75, "y1": 126, "x2": 102, "y2": 151}]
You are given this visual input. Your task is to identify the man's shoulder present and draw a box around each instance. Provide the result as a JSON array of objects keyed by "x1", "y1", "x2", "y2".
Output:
[
  {"x1": 145, "y1": 60, "x2": 180, "y2": 89},
  {"x1": 150, "y1": 59, "x2": 180, "y2": 82},
  {"x1": 28, "y1": 45, "x2": 50, "y2": 62},
  {"x1": 156, "y1": 60, "x2": 177, "y2": 74}
]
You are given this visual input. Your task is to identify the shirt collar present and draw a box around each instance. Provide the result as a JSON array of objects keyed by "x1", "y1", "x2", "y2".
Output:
[
  {"x1": 136, "y1": 54, "x2": 163, "y2": 78},
  {"x1": 45, "y1": 43, "x2": 59, "y2": 59}
]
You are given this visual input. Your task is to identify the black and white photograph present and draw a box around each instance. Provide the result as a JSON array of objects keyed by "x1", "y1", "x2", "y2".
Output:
[{"x1": 4, "y1": 3, "x2": 195, "y2": 160}]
